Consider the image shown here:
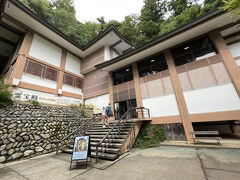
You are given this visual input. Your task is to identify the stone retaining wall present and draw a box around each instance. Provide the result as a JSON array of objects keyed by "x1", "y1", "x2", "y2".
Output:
[{"x1": 0, "y1": 103, "x2": 89, "y2": 163}]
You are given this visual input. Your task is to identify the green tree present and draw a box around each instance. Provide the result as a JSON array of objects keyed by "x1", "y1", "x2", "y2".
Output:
[
  {"x1": 138, "y1": 0, "x2": 167, "y2": 40},
  {"x1": 96, "y1": 16, "x2": 107, "y2": 33},
  {"x1": 118, "y1": 15, "x2": 140, "y2": 46},
  {"x1": 0, "y1": 80, "x2": 13, "y2": 106},
  {"x1": 222, "y1": 0, "x2": 240, "y2": 17},
  {"x1": 20, "y1": 0, "x2": 53, "y2": 22},
  {"x1": 168, "y1": 0, "x2": 194, "y2": 16},
  {"x1": 200, "y1": 0, "x2": 224, "y2": 15}
]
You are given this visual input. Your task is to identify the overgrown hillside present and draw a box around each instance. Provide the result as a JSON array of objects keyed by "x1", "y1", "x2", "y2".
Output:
[{"x1": 17, "y1": 0, "x2": 237, "y2": 47}]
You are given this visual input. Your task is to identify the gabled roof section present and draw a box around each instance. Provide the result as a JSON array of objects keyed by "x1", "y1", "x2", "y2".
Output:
[
  {"x1": 83, "y1": 25, "x2": 135, "y2": 50},
  {"x1": 95, "y1": 9, "x2": 237, "y2": 71},
  {"x1": 2, "y1": 0, "x2": 134, "y2": 58}
]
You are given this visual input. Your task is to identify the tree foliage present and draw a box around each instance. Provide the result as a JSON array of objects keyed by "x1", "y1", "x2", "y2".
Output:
[
  {"x1": 19, "y1": 0, "x2": 226, "y2": 47},
  {"x1": 222, "y1": 0, "x2": 240, "y2": 17},
  {"x1": 0, "y1": 80, "x2": 13, "y2": 106}
]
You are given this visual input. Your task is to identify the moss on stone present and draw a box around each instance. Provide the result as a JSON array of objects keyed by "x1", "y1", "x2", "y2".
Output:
[{"x1": 133, "y1": 124, "x2": 166, "y2": 149}]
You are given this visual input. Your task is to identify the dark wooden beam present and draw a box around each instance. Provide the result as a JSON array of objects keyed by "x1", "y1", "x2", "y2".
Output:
[
  {"x1": 110, "y1": 39, "x2": 122, "y2": 48},
  {"x1": 2, "y1": 13, "x2": 28, "y2": 30},
  {"x1": 112, "y1": 48, "x2": 120, "y2": 56},
  {"x1": 223, "y1": 30, "x2": 240, "y2": 40},
  {"x1": 122, "y1": 47, "x2": 133, "y2": 54},
  {"x1": 0, "y1": 36, "x2": 17, "y2": 46},
  {"x1": 0, "y1": 21, "x2": 24, "y2": 36}
]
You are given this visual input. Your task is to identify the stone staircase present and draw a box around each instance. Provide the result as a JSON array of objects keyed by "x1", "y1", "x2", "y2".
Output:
[
  {"x1": 60, "y1": 107, "x2": 150, "y2": 161},
  {"x1": 62, "y1": 121, "x2": 136, "y2": 160}
]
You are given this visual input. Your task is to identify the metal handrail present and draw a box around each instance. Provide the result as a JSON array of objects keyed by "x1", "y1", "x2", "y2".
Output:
[
  {"x1": 95, "y1": 107, "x2": 150, "y2": 163},
  {"x1": 55, "y1": 114, "x2": 101, "y2": 155}
]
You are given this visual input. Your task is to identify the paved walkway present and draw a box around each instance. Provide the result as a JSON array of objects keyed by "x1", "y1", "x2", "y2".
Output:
[{"x1": 1, "y1": 146, "x2": 240, "y2": 180}]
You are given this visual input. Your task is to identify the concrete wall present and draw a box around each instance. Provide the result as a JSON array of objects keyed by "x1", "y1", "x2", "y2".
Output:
[
  {"x1": 142, "y1": 94, "x2": 180, "y2": 117},
  {"x1": 184, "y1": 83, "x2": 240, "y2": 114},
  {"x1": 29, "y1": 34, "x2": 62, "y2": 67}
]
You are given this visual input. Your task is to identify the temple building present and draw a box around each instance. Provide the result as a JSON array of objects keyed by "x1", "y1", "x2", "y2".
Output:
[{"x1": 1, "y1": 0, "x2": 240, "y2": 141}]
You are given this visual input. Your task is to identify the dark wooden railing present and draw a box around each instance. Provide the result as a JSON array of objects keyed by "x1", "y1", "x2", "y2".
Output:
[
  {"x1": 55, "y1": 114, "x2": 101, "y2": 155},
  {"x1": 95, "y1": 107, "x2": 150, "y2": 163}
]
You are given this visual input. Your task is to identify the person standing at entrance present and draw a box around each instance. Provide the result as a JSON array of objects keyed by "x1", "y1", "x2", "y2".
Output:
[
  {"x1": 106, "y1": 103, "x2": 113, "y2": 122},
  {"x1": 102, "y1": 107, "x2": 107, "y2": 128}
]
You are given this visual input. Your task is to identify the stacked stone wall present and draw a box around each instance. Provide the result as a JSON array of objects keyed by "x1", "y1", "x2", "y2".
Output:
[{"x1": 0, "y1": 103, "x2": 89, "y2": 163}]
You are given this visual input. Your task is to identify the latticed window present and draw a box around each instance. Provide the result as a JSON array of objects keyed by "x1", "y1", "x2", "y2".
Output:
[
  {"x1": 24, "y1": 59, "x2": 59, "y2": 82},
  {"x1": 25, "y1": 60, "x2": 43, "y2": 77},
  {"x1": 113, "y1": 66, "x2": 133, "y2": 85},
  {"x1": 63, "y1": 73, "x2": 83, "y2": 89},
  {"x1": 44, "y1": 67, "x2": 58, "y2": 81},
  {"x1": 171, "y1": 36, "x2": 217, "y2": 66},
  {"x1": 137, "y1": 53, "x2": 167, "y2": 78},
  {"x1": 75, "y1": 78, "x2": 83, "y2": 89}
]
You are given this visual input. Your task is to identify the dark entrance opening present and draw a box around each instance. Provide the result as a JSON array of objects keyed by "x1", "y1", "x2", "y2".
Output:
[
  {"x1": 114, "y1": 99, "x2": 137, "y2": 120},
  {"x1": 0, "y1": 21, "x2": 24, "y2": 76},
  {"x1": 193, "y1": 121, "x2": 240, "y2": 139}
]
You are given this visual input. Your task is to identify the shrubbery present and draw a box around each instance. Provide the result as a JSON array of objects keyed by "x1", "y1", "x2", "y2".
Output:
[
  {"x1": 133, "y1": 124, "x2": 166, "y2": 149},
  {"x1": 0, "y1": 80, "x2": 13, "y2": 105}
]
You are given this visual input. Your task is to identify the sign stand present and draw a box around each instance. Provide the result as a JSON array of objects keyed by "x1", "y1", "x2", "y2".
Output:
[{"x1": 70, "y1": 136, "x2": 91, "y2": 170}]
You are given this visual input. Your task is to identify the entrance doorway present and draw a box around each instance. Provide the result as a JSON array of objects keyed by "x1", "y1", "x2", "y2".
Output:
[{"x1": 114, "y1": 99, "x2": 137, "y2": 120}]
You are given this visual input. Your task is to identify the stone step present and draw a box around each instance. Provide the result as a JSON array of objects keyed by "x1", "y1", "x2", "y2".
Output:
[
  {"x1": 88, "y1": 128, "x2": 132, "y2": 132},
  {"x1": 90, "y1": 146, "x2": 120, "y2": 154},
  {"x1": 90, "y1": 142, "x2": 123, "y2": 148},
  {"x1": 93, "y1": 123, "x2": 134, "y2": 128},
  {"x1": 90, "y1": 138, "x2": 126, "y2": 143},
  {"x1": 90, "y1": 152, "x2": 119, "y2": 161},
  {"x1": 88, "y1": 134, "x2": 127, "y2": 138},
  {"x1": 90, "y1": 127, "x2": 132, "y2": 132},
  {"x1": 85, "y1": 131, "x2": 129, "y2": 135},
  {"x1": 66, "y1": 141, "x2": 123, "y2": 149},
  {"x1": 64, "y1": 146, "x2": 120, "y2": 154}
]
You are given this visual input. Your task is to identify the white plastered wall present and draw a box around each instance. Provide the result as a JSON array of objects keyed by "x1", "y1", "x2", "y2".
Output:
[
  {"x1": 184, "y1": 83, "x2": 240, "y2": 114},
  {"x1": 65, "y1": 52, "x2": 83, "y2": 76},
  {"x1": 113, "y1": 51, "x2": 118, "y2": 58},
  {"x1": 21, "y1": 73, "x2": 57, "y2": 89},
  {"x1": 12, "y1": 88, "x2": 82, "y2": 106},
  {"x1": 85, "y1": 94, "x2": 109, "y2": 112},
  {"x1": 62, "y1": 84, "x2": 82, "y2": 95},
  {"x1": 104, "y1": 46, "x2": 110, "y2": 61},
  {"x1": 142, "y1": 94, "x2": 180, "y2": 117},
  {"x1": 228, "y1": 42, "x2": 240, "y2": 66},
  {"x1": 29, "y1": 34, "x2": 62, "y2": 67}
]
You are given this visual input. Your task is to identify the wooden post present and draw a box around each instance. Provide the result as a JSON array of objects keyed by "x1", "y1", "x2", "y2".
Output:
[
  {"x1": 109, "y1": 72, "x2": 115, "y2": 121},
  {"x1": 209, "y1": 30, "x2": 240, "y2": 97},
  {"x1": 12, "y1": 31, "x2": 33, "y2": 80},
  {"x1": 132, "y1": 63, "x2": 143, "y2": 118},
  {"x1": 56, "y1": 49, "x2": 67, "y2": 95},
  {"x1": 164, "y1": 49, "x2": 194, "y2": 142}
]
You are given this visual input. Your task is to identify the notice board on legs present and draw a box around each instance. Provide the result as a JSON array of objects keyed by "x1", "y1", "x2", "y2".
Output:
[{"x1": 70, "y1": 136, "x2": 91, "y2": 170}]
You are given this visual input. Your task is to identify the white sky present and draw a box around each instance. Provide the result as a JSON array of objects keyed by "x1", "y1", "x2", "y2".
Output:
[
  {"x1": 74, "y1": 0, "x2": 144, "y2": 23},
  {"x1": 74, "y1": 0, "x2": 205, "y2": 23}
]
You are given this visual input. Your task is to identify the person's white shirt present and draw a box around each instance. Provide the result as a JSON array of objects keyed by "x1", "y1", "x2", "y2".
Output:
[{"x1": 102, "y1": 108, "x2": 106, "y2": 116}]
